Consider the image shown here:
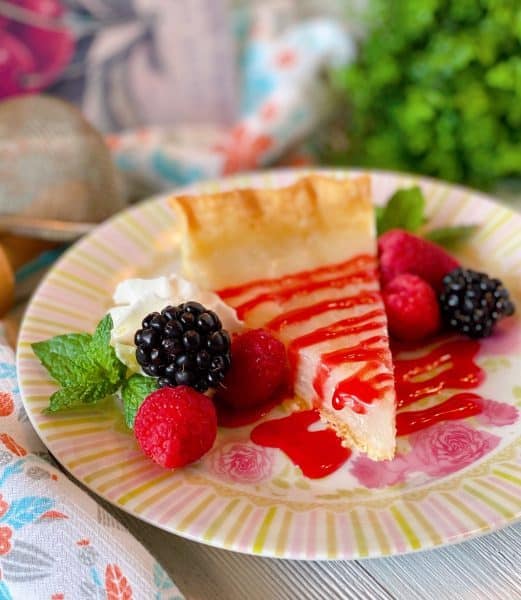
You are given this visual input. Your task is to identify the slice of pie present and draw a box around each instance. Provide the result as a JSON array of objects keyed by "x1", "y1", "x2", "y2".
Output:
[{"x1": 171, "y1": 175, "x2": 396, "y2": 460}]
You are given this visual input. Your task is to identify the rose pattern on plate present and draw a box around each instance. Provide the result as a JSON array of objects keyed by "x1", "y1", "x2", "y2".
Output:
[
  {"x1": 350, "y1": 454, "x2": 410, "y2": 490},
  {"x1": 410, "y1": 422, "x2": 501, "y2": 477},
  {"x1": 352, "y1": 420, "x2": 504, "y2": 489},
  {"x1": 209, "y1": 442, "x2": 274, "y2": 483}
]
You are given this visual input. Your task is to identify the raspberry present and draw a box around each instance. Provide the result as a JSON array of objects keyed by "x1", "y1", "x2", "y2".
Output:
[
  {"x1": 379, "y1": 229, "x2": 459, "y2": 292},
  {"x1": 216, "y1": 329, "x2": 288, "y2": 409},
  {"x1": 382, "y1": 274, "x2": 441, "y2": 342},
  {"x1": 134, "y1": 386, "x2": 217, "y2": 469}
]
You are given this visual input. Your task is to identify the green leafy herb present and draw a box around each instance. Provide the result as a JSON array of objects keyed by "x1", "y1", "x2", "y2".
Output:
[
  {"x1": 376, "y1": 186, "x2": 426, "y2": 235},
  {"x1": 334, "y1": 1, "x2": 521, "y2": 188},
  {"x1": 121, "y1": 374, "x2": 159, "y2": 429},
  {"x1": 32, "y1": 315, "x2": 127, "y2": 413},
  {"x1": 377, "y1": 187, "x2": 478, "y2": 248},
  {"x1": 424, "y1": 225, "x2": 478, "y2": 248}
]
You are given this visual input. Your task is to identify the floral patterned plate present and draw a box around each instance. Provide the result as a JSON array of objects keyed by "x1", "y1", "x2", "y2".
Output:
[{"x1": 17, "y1": 169, "x2": 521, "y2": 559}]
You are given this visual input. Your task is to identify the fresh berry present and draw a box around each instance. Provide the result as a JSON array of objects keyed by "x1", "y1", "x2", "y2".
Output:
[
  {"x1": 134, "y1": 302, "x2": 231, "y2": 392},
  {"x1": 439, "y1": 267, "x2": 515, "y2": 338},
  {"x1": 378, "y1": 229, "x2": 459, "y2": 292},
  {"x1": 134, "y1": 386, "x2": 217, "y2": 469},
  {"x1": 382, "y1": 273, "x2": 441, "y2": 342},
  {"x1": 216, "y1": 329, "x2": 288, "y2": 409}
]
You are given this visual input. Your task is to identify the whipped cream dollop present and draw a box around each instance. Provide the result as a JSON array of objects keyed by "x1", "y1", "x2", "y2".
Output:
[{"x1": 109, "y1": 275, "x2": 243, "y2": 372}]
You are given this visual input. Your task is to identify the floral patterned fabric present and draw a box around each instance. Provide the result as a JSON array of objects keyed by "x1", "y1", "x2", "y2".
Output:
[
  {"x1": 107, "y1": 13, "x2": 352, "y2": 191},
  {"x1": 0, "y1": 331, "x2": 183, "y2": 600},
  {"x1": 1, "y1": 0, "x2": 353, "y2": 211}
]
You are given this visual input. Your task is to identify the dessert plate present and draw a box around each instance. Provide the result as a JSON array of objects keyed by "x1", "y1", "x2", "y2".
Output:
[{"x1": 17, "y1": 169, "x2": 521, "y2": 560}]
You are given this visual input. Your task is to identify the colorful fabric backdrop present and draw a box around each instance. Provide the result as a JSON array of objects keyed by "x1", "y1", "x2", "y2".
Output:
[{"x1": 0, "y1": 0, "x2": 353, "y2": 198}]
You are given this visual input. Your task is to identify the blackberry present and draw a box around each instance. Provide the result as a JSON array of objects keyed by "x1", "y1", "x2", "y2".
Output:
[
  {"x1": 439, "y1": 268, "x2": 515, "y2": 338},
  {"x1": 134, "y1": 302, "x2": 231, "y2": 392}
]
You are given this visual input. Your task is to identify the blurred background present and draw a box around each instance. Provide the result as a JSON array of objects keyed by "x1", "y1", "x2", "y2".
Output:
[
  {"x1": 0, "y1": 0, "x2": 520, "y2": 324},
  {"x1": 1, "y1": 0, "x2": 520, "y2": 197}
]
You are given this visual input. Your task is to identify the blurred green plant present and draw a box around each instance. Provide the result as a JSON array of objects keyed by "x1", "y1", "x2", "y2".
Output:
[{"x1": 333, "y1": 0, "x2": 521, "y2": 188}]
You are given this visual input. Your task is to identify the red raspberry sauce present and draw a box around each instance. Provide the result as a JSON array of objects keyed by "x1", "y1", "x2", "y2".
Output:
[
  {"x1": 396, "y1": 392, "x2": 483, "y2": 435},
  {"x1": 250, "y1": 410, "x2": 351, "y2": 479},
  {"x1": 394, "y1": 338, "x2": 484, "y2": 407},
  {"x1": 217, "y1": 257, "x2": 490, "y2": 480},
  {"x1": 249, "y1": 339, "x2": 487, "y2": 478}
]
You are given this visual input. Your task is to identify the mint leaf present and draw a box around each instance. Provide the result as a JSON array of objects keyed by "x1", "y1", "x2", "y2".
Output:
[
  {"x1": 121, "y1": 374, "x2": 159, "y2": 429},
  {"x1": 91, "y1": 315, "x2": 127, "y2": 386},
  {"x1": 374, "y1": 205, "x2": 384, "y2": 223},
  {"x1": 32, "y1": 315, "x2": 127, "y2": 413},
  {"x1": 377, "y1": 186, "x2": 426, "y2": 235},
  {"x1": 48, "y1": 380, "x2": 119, "y2": 412},
  {"x1": 32, "y1": 333, "x2": 91, "y2": 383},
  {"x1": 424, "y1": 225, "x2": 478, "y2": 248},
  {"x1": 92, "y1": 313, "x2": 112, "y2": 348}
]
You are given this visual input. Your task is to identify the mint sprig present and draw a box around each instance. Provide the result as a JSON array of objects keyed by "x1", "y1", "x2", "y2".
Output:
[
  {"x1": 377, "y1": 186, "x2": 477, "y2": 249},
  {"x1": 121, "y1": 374, "x2": 159, "y2": 429},
  {"x1": 33, "y1": 315, "x2": 159, "y2": 425},
  {"x1": 32, "y1": 315, "x2": 127, "y2": 413}
]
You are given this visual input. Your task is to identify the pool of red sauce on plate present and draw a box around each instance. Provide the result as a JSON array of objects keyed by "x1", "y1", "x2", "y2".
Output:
[
  {"x1": 251, "y1": 411, "x2": 352, "y2": 479},
  {"x1": 217, "y1": 257, "x2": 489, "y2": 479},
  {"x1": 395, "y1": 392, "x2": 483, "y2": 435},
  {"x1": 393, "y1": 338, "x2": 484, "y2": 408}
]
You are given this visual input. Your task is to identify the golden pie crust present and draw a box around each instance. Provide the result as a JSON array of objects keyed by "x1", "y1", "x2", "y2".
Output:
[{"x1": 171, "y1": 175, "x2": 374, "y2": 289}]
